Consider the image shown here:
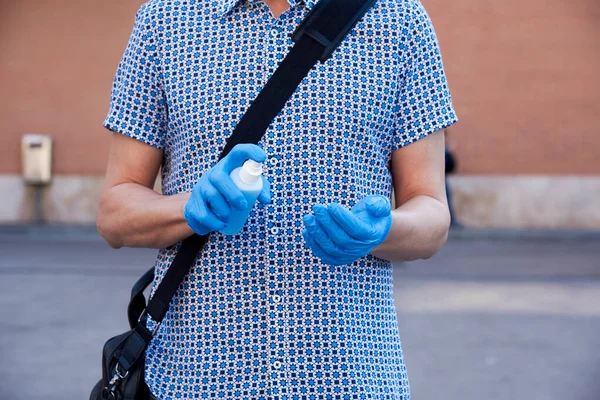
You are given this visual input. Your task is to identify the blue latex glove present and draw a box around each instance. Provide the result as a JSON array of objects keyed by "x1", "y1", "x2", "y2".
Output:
[
  {"x1": 184, "y1": 144, "x2": 271, "y2": 235},
  {"x1": 302, "y1": 195, "x2": 392, "y2": 266}
]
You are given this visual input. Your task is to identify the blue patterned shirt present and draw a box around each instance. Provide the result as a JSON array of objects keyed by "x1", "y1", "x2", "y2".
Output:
[{"x1": 104, "y1": 0, "x2": 457, "y2": 398}]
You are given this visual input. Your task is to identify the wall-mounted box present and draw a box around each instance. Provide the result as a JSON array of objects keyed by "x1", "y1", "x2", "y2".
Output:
[{"x1": 21, "y1": 134, "x2": 53, "y2": 184}]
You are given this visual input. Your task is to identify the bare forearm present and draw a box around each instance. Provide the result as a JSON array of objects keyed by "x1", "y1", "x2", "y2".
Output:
[
  {"x1": 97, "y1": 183, "x2": 193, "y2": 249},
  {"x1": 371, "y1": 195, "x2": 450, "y2": 262}
]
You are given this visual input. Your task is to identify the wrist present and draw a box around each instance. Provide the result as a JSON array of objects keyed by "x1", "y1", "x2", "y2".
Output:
[
  {"x1": 370, "y1": 208, "x2": 407, "y2": 258},
  {"x1": 177, "y1": 192, "x2": 193, "y2": 224}
]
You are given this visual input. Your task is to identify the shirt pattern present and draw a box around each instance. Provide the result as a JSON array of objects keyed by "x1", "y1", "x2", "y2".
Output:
[{"x1": 104, "y1": 0, "x2": 457, "y2": 398}]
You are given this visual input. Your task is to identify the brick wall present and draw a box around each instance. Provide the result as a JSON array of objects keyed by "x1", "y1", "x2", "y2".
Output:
[
  {"x1": 1, "y1": 0, "x2": 598, "y2": 175},
  {"x1": 0, "y1": 0, "x2": 145, "y2": 175},
  {"x1": 1, "y1": 0, "x2": 599, "y2": 227},
  {"x1": 425, "y1": 0, "x2": 600, "y2": 174}
]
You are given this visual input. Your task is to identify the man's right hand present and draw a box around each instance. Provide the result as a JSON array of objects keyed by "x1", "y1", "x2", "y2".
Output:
[{"x1": 183, "y1": 144, "x2": 271, "y2": 236}]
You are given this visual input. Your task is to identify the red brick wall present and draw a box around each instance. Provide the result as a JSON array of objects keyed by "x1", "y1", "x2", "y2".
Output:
[
  {"x1": 1, "y1": 0, "x2": 599, "y2": 175},
  {"x1": 424, "y1": 0, "x2": 600, "y2": 174},
  {"x1": 0, "y1": 0, "x2": 145, "y2": 175}
]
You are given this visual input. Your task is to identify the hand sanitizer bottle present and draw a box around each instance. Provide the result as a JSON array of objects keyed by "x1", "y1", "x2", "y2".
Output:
[{"x1": 219, "y1": 159, "x2": 264, "y2": 235}]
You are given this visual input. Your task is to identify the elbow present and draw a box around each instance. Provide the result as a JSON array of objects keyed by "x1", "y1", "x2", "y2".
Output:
[
  {"x1": 421, "y1": 213, "x2": 450, "y2": 260},
  {"x1": 416, "y1": 205, "x2": 450, "y2": 260},
  {"x1": 421, "y1": 228, "x2": 448, "y2": 260},
  {"x1": 96, "y1": 197, "x2": 124, "y2": 249},
  {"x1": 97, "y1": 215, "x2": 124, "y2": 249}
]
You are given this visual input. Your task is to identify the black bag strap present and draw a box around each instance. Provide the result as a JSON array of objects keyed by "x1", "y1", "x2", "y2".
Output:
[
  {"x1": 127, "y1": 267, "x2": 154, "y2": 329},
  {"x1": 119, "y1": 0, "x2": 377, "y2": 374}
]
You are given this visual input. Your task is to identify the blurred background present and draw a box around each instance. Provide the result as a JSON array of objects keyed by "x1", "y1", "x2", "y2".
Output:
[{"x1": 0, "y1": 0, "x2": 599, "y2": 399}]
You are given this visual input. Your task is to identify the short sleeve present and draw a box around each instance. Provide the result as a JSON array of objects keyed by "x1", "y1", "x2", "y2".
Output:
[
  {"x1": 103, "y1": 3, "x2": 167, "y2": 149},
  {"x1": 393, "y1": 1, "x2": 458, "y2": 149}
]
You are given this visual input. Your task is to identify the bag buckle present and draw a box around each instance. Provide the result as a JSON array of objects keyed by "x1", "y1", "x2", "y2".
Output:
[
  {"x1": 292, "y1": 0, "x2": 378, "y2": 61},
  {"x1": 114, "y1": 363, "x2": 129, "y2": 380},
  {"x1": 101, "y1": 363, "x2": 128, "y2": 400},
  {"x1": 138, "y1": 309, "x2": 161, "y2": 336}
]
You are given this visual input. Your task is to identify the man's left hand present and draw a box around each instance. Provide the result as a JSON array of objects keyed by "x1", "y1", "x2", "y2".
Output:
[{"x1": 302, "y1": 195, "x2": 393, "y2": 266}]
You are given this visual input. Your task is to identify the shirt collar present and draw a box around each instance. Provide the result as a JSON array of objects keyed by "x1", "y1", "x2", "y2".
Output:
[{"x1": 218, "y1": 0, "x2": 318, "y2": 17}]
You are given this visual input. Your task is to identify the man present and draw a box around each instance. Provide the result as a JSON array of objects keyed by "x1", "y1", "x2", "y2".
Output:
[{"x1": 97, "y1": 0, "x2": 457, "y2": 398}]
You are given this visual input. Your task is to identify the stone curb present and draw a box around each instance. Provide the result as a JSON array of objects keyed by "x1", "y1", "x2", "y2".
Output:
[
  {"x1": 1, "y1": 224, "x2": 599, "y2": 243},
  {"x1": 447, "y1": 227, "x2": 600, "y2": 243}
]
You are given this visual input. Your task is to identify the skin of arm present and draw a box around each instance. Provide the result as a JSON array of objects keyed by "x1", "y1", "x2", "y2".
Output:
[
  {"x1": 371, "y1": 129, "x2": 451, "y2": 261},
  {"x1": 98, "y1": 129, "x2": 450, "y2": 257},
  {"x1": 97, "y1": 133, "x2": 194, "y2": 249}
]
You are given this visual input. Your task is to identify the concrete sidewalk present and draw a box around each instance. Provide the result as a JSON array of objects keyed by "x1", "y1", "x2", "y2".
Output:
[
  {"x1": 0, "y1": 230, "x2": 599, "y2": 400},
  {"x1": 394, "y1": 240, "x2": 600, "y2": 400}
]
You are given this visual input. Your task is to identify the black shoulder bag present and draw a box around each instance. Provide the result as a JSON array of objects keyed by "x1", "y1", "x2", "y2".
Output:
[{"x1": 90, "y1": 0, "x2": 376, "y2": 398}]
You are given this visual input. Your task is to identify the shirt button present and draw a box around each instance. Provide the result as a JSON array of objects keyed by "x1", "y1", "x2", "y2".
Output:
[
  {"x1": 269, "y1": 158, "x2": 279, "y2": 167},
  {"x1": 273, "y1": 361, "x2": 283, "y2": 370},
  {"x1": 270, "y1": 28, "x2": 279, "y2": 38},
  {"x1": 272, "y1": 294, "x2": 281, "y2": 303},
  {"x1": 270, "y1": 227, "x2": 280, "y2": 235}
]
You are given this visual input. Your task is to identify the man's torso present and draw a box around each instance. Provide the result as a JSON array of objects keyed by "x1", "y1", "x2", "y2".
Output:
[{"x1": 105, "y1": 0, "x2": 456, "y2": 398}]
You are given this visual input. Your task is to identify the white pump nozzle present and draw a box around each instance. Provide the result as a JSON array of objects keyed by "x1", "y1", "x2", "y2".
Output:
[{"x1": 238, "y1": 159, "x2": 263, "y2": 184}]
